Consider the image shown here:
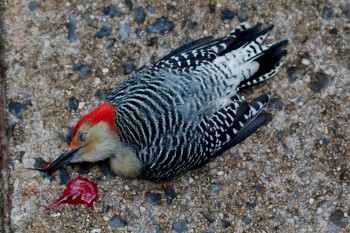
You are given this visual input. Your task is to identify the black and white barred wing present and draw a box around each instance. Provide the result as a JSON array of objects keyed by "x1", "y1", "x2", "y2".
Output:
[{"x1": 140, "y1": 94, "x2": 271, "y2": 179}]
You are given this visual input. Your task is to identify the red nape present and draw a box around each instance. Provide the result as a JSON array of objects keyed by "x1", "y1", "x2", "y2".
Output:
[
  {"x1": 72, "y1": 102, "x2": 116, "y2": 139},
  {"x1": 46, "y1": 176, "x2": 99, "y2": 211}
]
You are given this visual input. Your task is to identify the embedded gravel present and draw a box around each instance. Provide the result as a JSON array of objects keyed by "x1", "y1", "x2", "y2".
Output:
[{"x1": 2, "y1": 0, "x2": 350, "y2": 232}]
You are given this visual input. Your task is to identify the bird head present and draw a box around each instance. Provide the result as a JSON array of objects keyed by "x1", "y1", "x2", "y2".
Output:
[{"x1": 46, "y1": 102, "x2": 118, "y2": 173}]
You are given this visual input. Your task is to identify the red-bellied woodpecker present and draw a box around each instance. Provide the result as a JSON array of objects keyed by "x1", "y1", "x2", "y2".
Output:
[{"x1": 45, "y1": 24, "x2": 288, "y2": 179}]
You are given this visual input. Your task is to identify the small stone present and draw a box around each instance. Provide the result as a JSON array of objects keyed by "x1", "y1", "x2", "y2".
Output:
[
  {"x1": 217, "y1": 171, "x2": 224, "y2": 176},
  {"x1": 148, "y1": 6, "x2": 156, "y2": 14},
  {"x1": 104, "y1": 38, "x2": 116, "y2": 49},
  {"x1": 124, "y1": 185, "x2": 130, "y2": 191},
  {"x1": 65, "y1": 127, "x2": 74, "y2": 145},
  {"x1": 255, "y1": 185, "x2": 263, "y2": 193},
  {"x1": 77, "y1": 5, "x2": 84, "y2": 11},
  {"x1": 200, "y1": 211, "x2": 215, "y2": 223},
  {"x1": 7, "y1": 124, "x2": 14, "y2": 140},
  {"x1": 322, "y1": 138, "x2": 330, "y2": 147},
  {"x1": 346, "y1": 4, "x2": 350, "y2": 19},
  {"x1": 238, "y1": 170, "x2": 247, "y2": 179},
  {"x1": 221, "y1": 9, "x2": 235, "y2": 20},
  {"x1": 317, "y1": 207, "x2": 324, "y2": 214},
  {"x1": 134, "y1": 7, "x2": 145, "y2": 24},
  {"x1": 78, "y1": 102, "x2": 85, "y2": 109},
  {"x1": 329, "y1": 28, "x2": 338, "y2": 35},
  {"x1": 202, "y1": 229, "x2": 215, "y2": 233},
  {"x1": 65, "y1": 96, "x2": 79, "y2": 112},
  {"x1": 124, "y1": 0, "x2": 133, "y2": 10},
  {"x1": 166, "y1": 3, "x2": 176, "y2": 12},
  {"x1": 322, "y1": 6, "x2": 334, "y2": 20},
  {"x1": 19, "y1": 60, "x2": 26, "y2": 67},
  {"x1": 108, "y1": 215, "x2": 127, "y2": 228},
  {"x1": 268, "y1": 98, "x2": 283, "y2": 111},
  {"x1": 83, "y1": 13, "x2": 98, "y2": 28},
  {"x1": 119, "y1": 20, "x2": 131, "y2": 43},
  {"x1": 50, "y1": 212, "x2": 61, "y2": 217},
  {"x1": 329, "y1": 210, "x2": 348, "y2": 231},
  {"x1": 95, "y1": 25, "x2": 112, "y2": 39},
  {"x1": 19, "y1": 151, "x2": 25, "y2": 163},
  {"x1": 103, "y1": 6, "x2": 123, "y2": 18},
  {"x1": 102, "y1": 68, "x2": 109, "y2": 74},
  {"x1": 102, "y1": 203, "x2": 110, "y2": 214},
  {"x1": 210, "y1": 184, "x2": 221, "y2": 194},
  {"x1": 287, "y1": 67, "x2": 299, "y2": 83},
  {"x1": 124, "y1": 60, "x2": 135, "y2": 75},
  {"x1": 160, "y1": 42, "x2": 169, "y2": 49},
  {"x1": 135, "y1": 28, "x2": 142, "y2": 38},
  {"x1": 145, "y1": 192, "x2": 162, "y2": 204},
  {"x1": 276, "y1": 213, "x2": 286, "y2": 224},
  {"x1": 173, "y1": 220, "x2": 188, "y2": 232},
  {"x1": 309, "y1": 198, "x2": 315, "y2": 205},
  {"x1": 179, "y1": 37, "x2": 192, "y2": 46},
  {"x1": 333, "y1": 145, "x2": 340, "y2": 153},
  {"x1": 221, "y1": 219, "x2": 231, "y2": 228},
  {"x1": 59, "y1": 168, "x2": 70, "y2": 185},
  {"x1": 90, "y1": 229, "x2": 101, "y2": 233},
  {"x1": 237, "y1": 9, "x2": 248, "y2": 22},
  {"x1": 145, "y1": 37, "x2": 158, "y2": 46},
  {"x1": 310, "y1": 73, "x2": 332, "y2": 93},
  {"x1": 73, "y1": 63, "x2": 92, "y2": 80},
  {"x1": 146, "y1": 18, "x2": 174, "y2": 34},
  {"x1": 209, "y1": 4, "x2": 216, "y2": 13},
  {"x1": 277, "y1": 131, "x2": 283, "y2": 140},
  {"x1": 44, "y1": 39, "x2": 50, "y2": 48},
  {"x1": 96, "y1": 89, "x2": 109, "y2": 101},
  {"x1": 242, "y1": 216, "x2": 252, "y2": 225},
  {"x1": 149, "y1": 225, "x2": 161, "y2": 233},
  {"x1": 8, "y1": 100, "x2": 30, "y2": 118},
  {"x1": 246, "y1": 202, "x2": 256, "y2": 209},
  {"x1": 189, "y1": 21, "x2": 198, "y2": 31},
  {"x1": 301, "y1": 58, "x2": 310, "y2": 65},
  {"x1": 94, "y1": 78, "x2": 101, "y2": 85},
  {"x1": 24, "y1": 93, "x2": 31, "y2": 99},
  {"x1": 103, "y1": 216, "x2": 109, "y2": 221},
  {"x1": 28, "y1": 1, "x2": 38, "y2": 11},
  {"x1": 283, "y1": 144, "x2": 291, "y2": 154},
  {"x1": 164, "y1": 186, "x2": 176, "y2": 205},
  {"x1": 290, "y1": 123, "x2": 299, "y2": 132},
  {"x1": 68, "y1": 15, "x2": 79, "y2": 43}
]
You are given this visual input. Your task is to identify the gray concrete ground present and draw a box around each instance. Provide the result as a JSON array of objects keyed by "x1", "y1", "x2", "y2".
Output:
[{"x1": 1, "y1": 0, "x2": 350, "y2": 232}]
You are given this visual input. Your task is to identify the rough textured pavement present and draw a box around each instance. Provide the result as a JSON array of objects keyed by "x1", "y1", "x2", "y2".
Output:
[{"x1": 1, "y1": 0, "x2": 350, "y2": 232}]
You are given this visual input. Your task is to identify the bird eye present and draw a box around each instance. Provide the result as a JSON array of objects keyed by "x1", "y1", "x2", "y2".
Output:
[{"x1": 80, "y1": 132, "x2": 88, "y2": 141}]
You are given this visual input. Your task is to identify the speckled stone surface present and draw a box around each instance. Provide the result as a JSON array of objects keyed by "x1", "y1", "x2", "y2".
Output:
[{"x1": 2, "y1": 0, "x2": 350, "y2": 232}]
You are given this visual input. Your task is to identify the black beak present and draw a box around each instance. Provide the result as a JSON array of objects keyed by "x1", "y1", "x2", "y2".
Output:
[{"x1": 45, "y1": 147, "x2": 81, "y2": 174}]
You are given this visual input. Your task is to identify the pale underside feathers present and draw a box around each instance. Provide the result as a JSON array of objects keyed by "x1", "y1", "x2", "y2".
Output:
[{"x1": 107, "y1": 23, "x2": 288, "y2": 179}]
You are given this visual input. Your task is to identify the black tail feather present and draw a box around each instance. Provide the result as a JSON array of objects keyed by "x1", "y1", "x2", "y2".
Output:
[{"x1": 238, "y1": 39, "x2": 288, "y2": 89}]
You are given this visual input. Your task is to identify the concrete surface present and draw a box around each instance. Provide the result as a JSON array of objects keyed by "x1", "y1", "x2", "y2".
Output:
[{"x1": 1, "y1": 0, "x2": 350, "y2": 232}]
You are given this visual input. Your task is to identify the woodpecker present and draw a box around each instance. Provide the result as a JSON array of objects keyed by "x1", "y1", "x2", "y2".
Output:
[{"x1": 45, "y1": 24, "x2": 288, "y2": 179}]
